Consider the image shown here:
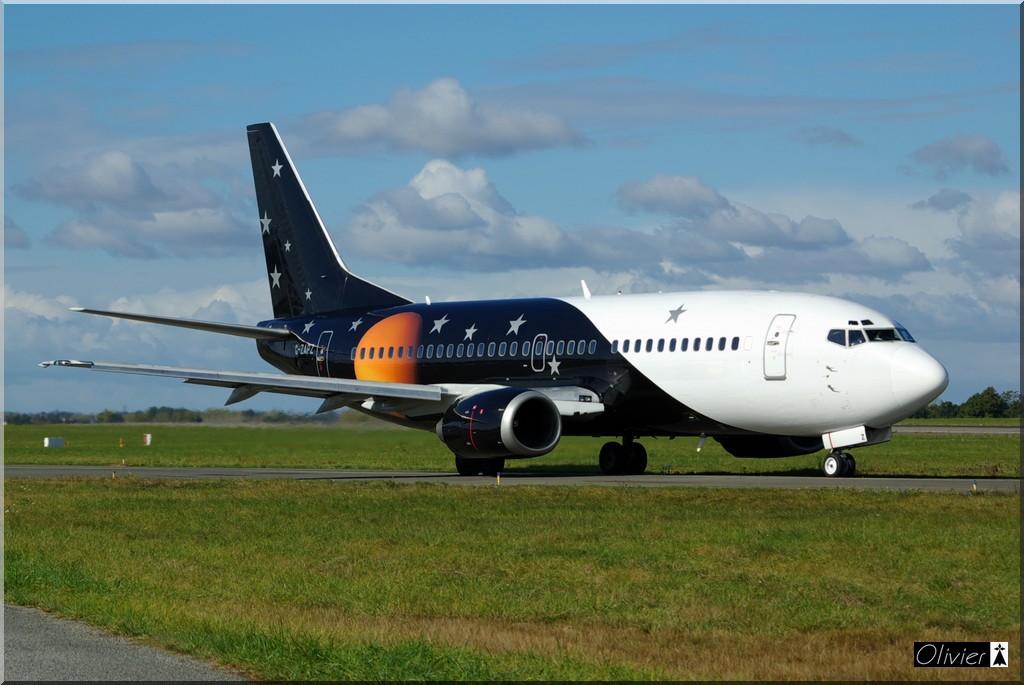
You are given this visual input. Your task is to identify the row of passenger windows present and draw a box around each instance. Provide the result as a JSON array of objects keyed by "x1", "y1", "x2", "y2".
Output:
[
  {"x1": 612, "y1": 336, "x2": 742, "y2": 354},
  {"x1": 352, "y1": 339, "x2": 600, "y2": 361}
]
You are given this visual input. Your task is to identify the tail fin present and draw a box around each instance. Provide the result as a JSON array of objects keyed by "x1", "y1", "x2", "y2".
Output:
[{"x1": 246, "y1": 122, "x2": 410, "y2": 318}]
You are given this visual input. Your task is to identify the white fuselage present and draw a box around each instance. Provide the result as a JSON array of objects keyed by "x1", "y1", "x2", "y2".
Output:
[{"x1": 566, "y1": 290, "x2": 948, "y2": 436}]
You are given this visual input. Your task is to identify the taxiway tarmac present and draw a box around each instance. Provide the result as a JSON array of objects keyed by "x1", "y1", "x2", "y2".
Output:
[{"x1": 4, "y1": 464, "x2": 1019, "y2": 493}]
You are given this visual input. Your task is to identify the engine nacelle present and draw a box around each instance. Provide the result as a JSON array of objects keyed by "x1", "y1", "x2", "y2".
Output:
[
  {"x1": 715, "y1": 434, "x2": 824, "y2": 459},
  {"x1": 436, "y1": 387, "x2": 562, "y2": 459}
]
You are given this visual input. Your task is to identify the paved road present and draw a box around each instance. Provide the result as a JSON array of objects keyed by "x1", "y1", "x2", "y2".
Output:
[
  {"x1": 3, "y1": 604, "x2": 246, "y2": 681},
  {"x1": 4, "y1": 464, "x2": 1018, "y2": 493}
]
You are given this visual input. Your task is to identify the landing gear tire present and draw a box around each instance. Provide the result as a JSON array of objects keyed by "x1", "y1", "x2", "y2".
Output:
[
  {"x1": 842, "y1": 454, "x2": 856, "y2": 477},
  {"x1": 455, "y1": 456, "x2": 479, "y2": 476},
  {"x1": 624, "y1": 442, "x2": 648, "y2": 475},
  {"x1": 599, "y1": 442, "x2": 625, "y2": 475},
  {"x1": 455, "y1": 456, "x2": 506, "y2": 477},
  {"x1": 823, "y1": 453, "x2": 842, "y2": 478},
  {"x1": 479, "y1": 458, "x2": 505, "y2": 477}
]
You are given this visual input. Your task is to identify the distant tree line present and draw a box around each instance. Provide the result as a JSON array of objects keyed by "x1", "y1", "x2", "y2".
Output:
[
  {"x1": 5, "y1": 388, "x2": 1020, "y2": 425},
  {"x1": 3, "y1": 406, "x2": 343, "y2": 426},
  {"x1": 911, "y1": 387, "x2": 1021, "y2": 419}
]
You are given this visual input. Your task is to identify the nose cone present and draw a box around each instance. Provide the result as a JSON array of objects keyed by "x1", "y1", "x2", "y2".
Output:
[{"x1": 890, "y1": 346, "x2": 949, "y2": 412}]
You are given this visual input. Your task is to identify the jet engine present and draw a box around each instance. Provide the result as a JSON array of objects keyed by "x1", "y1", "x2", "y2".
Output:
[
  {"x1": 715, "y1": 434, "x2": 824, "y2": 459},
  {"x1": 436, "y1": 387, "x2": 561, "y2": 459}
]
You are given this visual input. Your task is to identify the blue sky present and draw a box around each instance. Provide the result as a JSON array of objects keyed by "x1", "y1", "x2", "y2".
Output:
[{"x1": 4, "y1": 3, "x2": 1020, "y2": 413}]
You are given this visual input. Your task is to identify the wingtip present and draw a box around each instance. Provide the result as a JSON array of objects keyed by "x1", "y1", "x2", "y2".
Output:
[{"x1": 39, "y1": 359, "x2": 94, "y2": 369}]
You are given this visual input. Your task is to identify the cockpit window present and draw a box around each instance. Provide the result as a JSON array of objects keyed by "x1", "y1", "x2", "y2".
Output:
[
  {"x1": 895, "y1": 322, "x2": 916, "y2": 342},
  {"x1": 865, "y1": 328, "x2": 900, "y2": 342},
  {"x1": 848, "y1": 329, "x2": 866, "y2": 346},
  {"x1": 827, "y1": 329, "x2": 846, "y2": 346}
]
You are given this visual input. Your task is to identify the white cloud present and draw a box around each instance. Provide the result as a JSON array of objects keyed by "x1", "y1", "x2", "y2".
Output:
[
  {"x1": 304, "y1": 78, "x2": 584, "y2": 158},
  {"x1": 341, "y1": 160, "x2": 936, "y2": 293},
  {"x1": 617, "y1": 175, "x2": 729, "y2": 218},
  {"x1": 4, "y1": 215, "x2": 31, "y2": 248},
  {"x1": 911, "y1": 188, "x2": 973, "y2": 212},
  {"x1": 790, "y1": 126, "x2": 863, "y2": 147},
  {"x1": 910, "y1": 133, "x2": 1010, "y2": 179}
]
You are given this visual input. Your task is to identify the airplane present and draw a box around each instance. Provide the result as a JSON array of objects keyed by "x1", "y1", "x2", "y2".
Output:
[{"x1": 41, "y1": 122, "x2": 949, "y2": 478}]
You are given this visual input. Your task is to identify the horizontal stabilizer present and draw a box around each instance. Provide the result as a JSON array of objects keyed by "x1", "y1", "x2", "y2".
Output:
[{"x1": 70, "y1": 307, "x2": 295, "y2": 341}]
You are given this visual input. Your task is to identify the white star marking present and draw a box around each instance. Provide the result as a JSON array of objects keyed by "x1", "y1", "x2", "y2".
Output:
[
  {"x1": 507, "y1": 314, "x2": 526, "y2": 335},
  {"x1": 284, "y1": 241, "x2": 292, "y2": 252},
  {"x1": 305, "y1": 289, "x2": 312, "y2": 301},
  {"x1": 464, "y1": 324, "x2": 478, "y2": 341},
  {"x1": 260, "y1": 211, "x2": 272, "y2": 235},
  {"x1": 665, "y1": 304, "x2": 687, "y2": 324},
  {"x1": 430, "y1": 314, "x2": 450, "y2": 334},
  {"x1": 270, "y1": 266, "x2": 282, "y2": 288},
  {"x1": 303, "y1": 320, "x2": 315, "y2": 334},
  {"x1": 272, "y1": 160, "x2": 282, "y2": 177},
  {"x1": 548, "y1": 358, "x2": 561, "y2": 376},
  {"x1": 349, "y1": 317, "x2": 363, "y2": 332}
]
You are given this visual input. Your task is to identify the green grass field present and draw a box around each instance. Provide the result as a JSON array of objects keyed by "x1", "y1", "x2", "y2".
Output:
[
  {"x1": 4, "y1": 421, "x2": 1020, "y2": 478},
  {"x1": 4, "y1": 478, "x2": 1019, "y2": 680}
]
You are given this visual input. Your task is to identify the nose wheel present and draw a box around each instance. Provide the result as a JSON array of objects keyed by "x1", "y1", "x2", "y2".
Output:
[{"x1": 823, "y1": 452, "x2": 856, "y2": 477}]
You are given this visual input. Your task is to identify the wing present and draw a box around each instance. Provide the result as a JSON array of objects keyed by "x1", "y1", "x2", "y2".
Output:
[
  {"x1": 39, "y1": 360, "x2": 442, "y2": 414},
  {"x1": 39, "y1": 360, "x2": 606, "y2": 418}
]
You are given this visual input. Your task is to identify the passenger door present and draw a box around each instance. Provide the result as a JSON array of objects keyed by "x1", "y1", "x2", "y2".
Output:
[{"x1": 763, "y1": 315, "x2": 795, "y2": 380}]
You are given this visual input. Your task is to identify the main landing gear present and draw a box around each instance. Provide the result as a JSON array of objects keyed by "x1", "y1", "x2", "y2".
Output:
[
  {"x1": 455, "y1": 456, "x2": 505, "y2": 477},
  {"x1": 598, "y1": 436, "x2": 648, "y2": 475},
  {"x1": 822, "y1": 451, "x2": 856, "y2": 477}
]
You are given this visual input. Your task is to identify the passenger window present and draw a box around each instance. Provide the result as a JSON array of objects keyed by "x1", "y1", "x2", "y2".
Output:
[
  {"x1": 521, "y1": 341, "x2": 529, "y2": 356},
  {"x1": 546, "y1": 340, "x2": 555, "y2": 356},
  {"x1": 456, "y1": 344, "x2": 465, "y2": 358},
  {"x1": 718, "y1": 337, "x2": 726, "y2": 351},
  {"x1": 425, "y1": 345, "x2": 433, "y2": 359},
  {"x1": 351, "y1": 347, "x2": 357, "y2": 359},
  {"x1": 669, "y1": 339, "x2": 676, "y2": 352},
  {"x1": 657, "y1": 339, "x2": 665, "y2": 352},
  {"x1": 588, "y1": 340, "x2": 597, "y2": 354},
  {"x1": 693, "y1": 337, "x2": 700, "y2": 351},
  {"x1": 731, "y1": 337, "x2": 740, "y2": 351},
  {"x1": 409, "y1": 346, "x2": 416, "y2": 359},
  {"x1": 488, "y1": 342, "x2": 496, "y2": 357},
  {"x1": 396, "y1": 346, "x2": 403, "y2": 359},
  {"x1": 465, "y1": 344, "x2": 474, "y2": 358},
  {"x1": 848, "y1": 330, "x2": 866, "y2": 347},
  {"x1": 705, "y1": 338, "x2": 713, "y2": 351},
  {"x1": 446, "y1": 344, "x2": 454, "y2": 358},
  {"x1": 623, "y1": 339, "x2": 631, "y2": 353},
  {"x1": 827, "y1": 329, "x2": 846, "y2": 346},
  {"x1": 646, "y1": 339, "x2": 653, "y2": 353},
  {"x1": 556, "y1": 340, "x2": 565, "y2": 356},
  {"x1": 368, "y1": 347, "x2": 375, "y2": 359},
  {"x1": 635, "y1": 339, "x2": 642, "y2": 353},
  {"x1": 567, "y1": 340, "x2": 576, "y2": 355},
  {"x1": 680, "y1": 338, "x2": 688, "y2": 352},
  {"x1": 477, "y1": 342, "x2": 484, "y2": 357},
  {"x1": 498, "y1": 342, "x2": 507, "y2": 356},
  {"x1": 359, "y1": 347, "x2": 366, "y2": 360},
  {"x1": 378, "y1": 347, "x2": 385, "y2": 359},
  {"x1": 578, "y1": 340, "x2": 585, "y2": 354}
]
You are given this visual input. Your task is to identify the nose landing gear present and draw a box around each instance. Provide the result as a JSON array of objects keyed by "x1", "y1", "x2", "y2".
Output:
[{"x1": 823, "y1": 451, "x2": 857, "y2": 477}]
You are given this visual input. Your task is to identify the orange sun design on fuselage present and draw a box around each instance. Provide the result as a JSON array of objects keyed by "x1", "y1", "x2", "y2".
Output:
[{"x1": 353, "y1": 312, "x2": 422, "y2": 384}]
